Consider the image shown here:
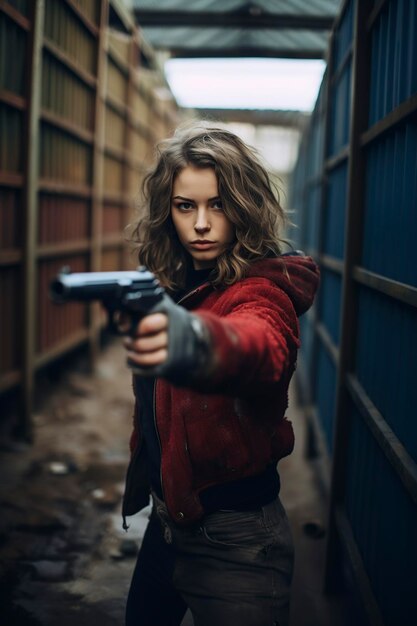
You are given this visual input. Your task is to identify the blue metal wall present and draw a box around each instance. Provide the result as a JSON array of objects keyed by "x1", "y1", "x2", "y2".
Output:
[{"x1": 289, "y1": 1, "x2": 417, "y2": 623}]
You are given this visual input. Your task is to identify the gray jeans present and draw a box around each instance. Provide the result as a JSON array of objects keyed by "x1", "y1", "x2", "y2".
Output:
[{"x1": 128, "y1": 494, "x2": 294, "y2": 626}]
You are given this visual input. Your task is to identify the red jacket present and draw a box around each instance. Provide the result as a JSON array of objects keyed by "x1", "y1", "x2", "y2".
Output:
[{"x1": 123, "y1": 255, "x2": 320, "y2": 526}]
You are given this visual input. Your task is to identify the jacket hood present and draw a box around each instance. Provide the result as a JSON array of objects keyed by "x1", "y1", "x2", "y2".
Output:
[{"x1": 247, "y1": 252, "x2": 320, "y2": 316}]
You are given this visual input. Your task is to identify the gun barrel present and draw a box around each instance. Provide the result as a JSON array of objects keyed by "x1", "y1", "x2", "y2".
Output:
[{"x1": 50, "y1": 269, "x2": 157, "y2": 303}]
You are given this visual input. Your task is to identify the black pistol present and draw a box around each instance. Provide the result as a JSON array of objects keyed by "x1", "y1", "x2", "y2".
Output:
[{"x1": 50, "y1": 267, "x2": 164, "y2": 335}]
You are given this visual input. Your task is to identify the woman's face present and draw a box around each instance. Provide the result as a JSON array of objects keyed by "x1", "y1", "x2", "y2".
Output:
[{"x1": 171, "y1": 166, "x2": 235, "y2": 270}]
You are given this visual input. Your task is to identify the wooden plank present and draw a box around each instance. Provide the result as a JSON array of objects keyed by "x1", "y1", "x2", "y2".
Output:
[
  {"x1": 0, "y1": 0, "x2": 30, "y2": 30},
  {"x1": 0, "y1": 172, "x2": 23, "y2": 187},
  {"x1": 102, "y1": 234, "x2": 124, "y2": 248},
  {"x1": 0, "y1": 369, "x2": 21, "y2": 394},
  {"x1": 0, "y1": 90, "x2": 26, "y2": 110},
  {"x1": 102, "y1": 190, "x2": 130, "y2": 205},
  {"x1": 0, "y1": 250, "x2": 22, "y2": 266},
  {"x1": 43, "y1": 39, "x2": 97, "y2": 89},
  {"x1": 107, "y1": 46, "x2": 130, "y2": 77},
  {"x1": 37, "y1": 239, "x2": 91, "y2": 258},
  {"x1": 104, "y1": 143, "x2": 127, "y2": 163},
  {"x1": 109, "y1": 0, "x2": 136, "y2": 33},
  {"x1": 41, "y1": 110, "x2": 94, "y2": 145},
  {"x1": 34, "y1": 328, "x2": 89, "y2": 369},
  {"x1": 105, "y1": 91, "x2": 129, "y2": 118},
  {"x1": 64, "y1": 0, "x2": 99, "y2": 38},
  {"x1": 39, "y1": 180, "x2": 92, "y2": 197}
]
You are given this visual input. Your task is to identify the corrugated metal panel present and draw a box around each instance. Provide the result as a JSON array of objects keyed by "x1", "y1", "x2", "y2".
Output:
[
  {"x1": 319, "y1": 268, "x2": 342, "y2": 346},
  {"x1": 315, "y1": 341, "x2": 337, "y2": 450},
  {"x1": 133, "y1": 0, "x2": 340, "y2": 14},
  {"x1": 0, "y1": 0, "x2": 180, "y2": 432},
  {"x1": 355, "y1": 286, "x2": 417, "y2": 460},
  {"x1": 0, "y1": 266, "x2": 22, "y2": 375},
  {"x1": 0, "y1": 3, "x2": 29, "y2": 393},
  {"x1": 369, "y1": 0, "x2": 417, "y2": 125},
  {"x1": 345, "y1": 399, "x2": 417, "y2": 625},
  {"x1": 37, "y1": 256, "x2": 88, "y2": 353},
  {"x1": 363, "y1": 122, "x2": 417, "y2": 287},
  {"x1": 38, "y1": 196, "x2": 90, "y2": 244},
  {"x1": 139, "y1": 26, "x2": 331, "y2": 56},
  {"x1": 132, "y1": 0, "x2": 341, "y2": 58},
  {"x1": 324, "y1": 164, "x2": 347, "y2": 258},
  {"x1": 289, "y1": 0, "x2": 417, "y2": 622}
]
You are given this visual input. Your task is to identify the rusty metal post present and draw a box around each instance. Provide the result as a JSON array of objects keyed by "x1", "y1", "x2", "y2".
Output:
[
  {"x1": 122, "y1": 29, "x2": 136, "y2": 270},
  {"x1": 324, "y1": 0, "x2": 374, "y2": 593},
  {"x1": 20, "y1": 0, "x2": 44, "y2": 440},
  {"x1": 89, "y1": 0, "x2": 109, "y2": 370}
]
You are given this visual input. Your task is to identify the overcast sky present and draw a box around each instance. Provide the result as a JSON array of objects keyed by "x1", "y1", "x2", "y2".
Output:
[{"x1": 164, "y1": 58, "x2": 326, "y2": 111}]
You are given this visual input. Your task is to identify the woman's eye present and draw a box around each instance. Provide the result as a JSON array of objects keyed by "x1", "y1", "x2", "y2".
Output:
[
  {"x1": 177, "y1": 202, "x2": 193, "y2": 211},
  {"x1": 212, "y1": 200, "x2": 223, "y2": 210}
]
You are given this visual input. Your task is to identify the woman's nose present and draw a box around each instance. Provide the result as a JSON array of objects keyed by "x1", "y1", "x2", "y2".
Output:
[{"x1": 194, "y1": 208, "x2": 210, "y2": 232}]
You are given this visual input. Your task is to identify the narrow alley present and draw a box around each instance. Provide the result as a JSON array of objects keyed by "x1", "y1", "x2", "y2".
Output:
[{"x1": 1, "y1": 339, "x2": 347, "y2": 625}]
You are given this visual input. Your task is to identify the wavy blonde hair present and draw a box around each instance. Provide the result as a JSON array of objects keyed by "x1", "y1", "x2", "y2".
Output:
[{"x1": 131, "y1": 122, "x2": 288, "y2": 290}]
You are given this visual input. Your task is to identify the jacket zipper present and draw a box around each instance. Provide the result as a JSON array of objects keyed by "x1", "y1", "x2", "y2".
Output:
[{"x1": 176, "y1": 284, "x2": 206, "y2": 307}]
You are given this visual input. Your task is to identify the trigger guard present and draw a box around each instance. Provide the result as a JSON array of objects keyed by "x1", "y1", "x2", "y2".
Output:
[{"x1": 108, "y1": 310, "x2": 132, "y2": 336}]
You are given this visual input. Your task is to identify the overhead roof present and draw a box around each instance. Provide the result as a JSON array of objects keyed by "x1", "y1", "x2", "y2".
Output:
[{"x1": 132, "y1": 0, "x2": 341, "y2": 59}]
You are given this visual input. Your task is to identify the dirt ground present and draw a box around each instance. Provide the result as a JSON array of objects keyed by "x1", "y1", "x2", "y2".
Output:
[{"x1": 0, "y1": 339, "x2": 348, "y2": 626}]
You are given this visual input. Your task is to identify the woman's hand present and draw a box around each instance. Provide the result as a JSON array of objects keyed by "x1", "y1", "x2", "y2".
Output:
[{"x1": 123, "y1": 313, "x2": 169, "y2": 369}]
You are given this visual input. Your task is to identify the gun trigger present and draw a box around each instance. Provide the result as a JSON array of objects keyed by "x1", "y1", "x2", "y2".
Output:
[
  {"x1": 106, "y1": 308, "x2": 128, "y2": 335},
  {"x1": 129, "y1": 314, "x2": 141, "y2": 337},
  {"x1": 108, "y1": 310, "x2": 121, "y2": 335}
]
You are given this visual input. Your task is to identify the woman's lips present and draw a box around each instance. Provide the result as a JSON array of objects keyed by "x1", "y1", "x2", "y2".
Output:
[{"x1": 190, "y1": 240, "x2": 216, "y2": 250}]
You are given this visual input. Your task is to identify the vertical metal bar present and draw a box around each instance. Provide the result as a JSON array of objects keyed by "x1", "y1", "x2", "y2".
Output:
[
  {"x1": 324, "y1": 0, "x2": 374, "y2": 592},
  {"x1": 20, "y1": 0, "x2": 44, "y2": 441},
  {"x1": 122, "y1": 29, "x2": 135, "y2": 270},
  {"x1": 302, "y1": 38, "x2": 334, "y2": 461},
  {"x1": 310, "y1": 37, "x2": 334, "y2": 417},
  {"x1": 89, "y1": 0, "x2": 108, "y2": 367}
]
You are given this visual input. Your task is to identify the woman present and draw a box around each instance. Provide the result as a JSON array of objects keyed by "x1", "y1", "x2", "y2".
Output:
[{"x1": 122, "y1": 123, "x2": 319, "y2": 626}]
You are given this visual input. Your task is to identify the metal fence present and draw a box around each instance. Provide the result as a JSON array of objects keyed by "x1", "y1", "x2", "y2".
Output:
[
  {"x1": 289, "y1": 1, "x2": 417, "y2": 624},
  {"x1": 0, "y1": 0, "x2": 179, "y2": 437}
]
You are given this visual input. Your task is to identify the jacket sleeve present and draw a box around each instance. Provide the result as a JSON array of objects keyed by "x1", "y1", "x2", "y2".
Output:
[{"x1": 195, "y1": 278, "x2": 300, "y2": 392}]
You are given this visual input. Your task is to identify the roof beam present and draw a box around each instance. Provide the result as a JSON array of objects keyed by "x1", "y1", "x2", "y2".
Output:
[
  {"x1": 166, "y1": 47, "x2": 326, "y2": 60},
  {"x1": 134, "y1": 10, "x2": 335, "y2": 31},
  {"x1": 193, "y1": 108, "x2": 309, "y2": 128}
]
